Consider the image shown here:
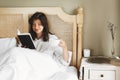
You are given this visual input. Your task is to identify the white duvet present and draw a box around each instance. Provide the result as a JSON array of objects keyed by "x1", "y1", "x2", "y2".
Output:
[{"x1": 0, "y1": 47, "x2": 78, "y2": 80}]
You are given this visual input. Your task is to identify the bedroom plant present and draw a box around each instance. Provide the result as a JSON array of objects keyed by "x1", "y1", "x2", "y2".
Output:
[{"x1": 107, "y1": 21, "x2": 116, "y2": 57}]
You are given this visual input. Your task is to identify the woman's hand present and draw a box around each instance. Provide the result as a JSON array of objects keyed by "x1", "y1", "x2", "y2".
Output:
[
  {"x1": 59, "y1": 39, "x2": 67, "y2": 50},
  {"x1": 21, "y1": 45, "x2": 27, "y2": 48},
  {"x1": 59, "y1": 39, "x2": 69, "y2": 62}
]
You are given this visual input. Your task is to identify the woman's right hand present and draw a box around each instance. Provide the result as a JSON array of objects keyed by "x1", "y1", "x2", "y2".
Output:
[{"x1": 21, "y1": 45, "x2": 27, "y2": 48}]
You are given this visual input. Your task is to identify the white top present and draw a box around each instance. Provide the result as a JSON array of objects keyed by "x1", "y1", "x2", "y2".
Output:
[{"x1": 33, "y1": 34, "x2": 72, "y2": 67}]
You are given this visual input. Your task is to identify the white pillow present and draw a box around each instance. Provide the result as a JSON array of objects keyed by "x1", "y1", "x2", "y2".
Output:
[{"x1": 0, "y1": 38, "x2": 17, "y2": 54}]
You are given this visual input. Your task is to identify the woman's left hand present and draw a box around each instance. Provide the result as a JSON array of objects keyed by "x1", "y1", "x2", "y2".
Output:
[
  {"x1": 59, "y1": 39, "x2": 67, "y2": 50},
  {"x1": 59, "y1": 39, "x2": 69, "y2": 62}
]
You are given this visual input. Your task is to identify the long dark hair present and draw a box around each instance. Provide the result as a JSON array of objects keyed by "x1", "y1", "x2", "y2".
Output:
[{"x1": 29, "y1": 12, "x2": 50, "y2": 41}]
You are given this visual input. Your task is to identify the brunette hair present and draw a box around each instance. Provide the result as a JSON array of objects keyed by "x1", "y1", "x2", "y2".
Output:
[{"x1": 29, "y1": 12, "x2": 50, "y2": 41}]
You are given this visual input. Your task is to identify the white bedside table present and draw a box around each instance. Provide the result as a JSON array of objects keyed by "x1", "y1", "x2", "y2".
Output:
[{"x1": 79, "y1": 58, "x2": 120, "y2": 80}]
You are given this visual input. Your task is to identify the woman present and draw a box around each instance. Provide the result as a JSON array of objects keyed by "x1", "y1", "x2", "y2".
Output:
[
  {"x1": 29, "y1": 12, "x2": 71, "y2": 66},
  {"x1": 0, "y1": 12, "x2": 78, "y2": 80}
]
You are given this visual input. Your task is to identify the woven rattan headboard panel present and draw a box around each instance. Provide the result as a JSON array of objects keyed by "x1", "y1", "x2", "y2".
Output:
[{"x1": 0, "y1": 7, "x2": 83, "y2": 70}]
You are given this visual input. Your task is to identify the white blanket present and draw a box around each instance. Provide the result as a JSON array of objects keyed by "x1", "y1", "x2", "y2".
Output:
[{"x1": 0, "y1": 47, "x2": 78, "y2": 80}]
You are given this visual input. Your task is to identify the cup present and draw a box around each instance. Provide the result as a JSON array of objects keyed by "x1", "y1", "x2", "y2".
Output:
[
  {"x1": 52, "y1": 39, "x2": 60, "y2": 47},
  {"x1": 83, "y1": 49, "x2": 90, "y2": 57}
]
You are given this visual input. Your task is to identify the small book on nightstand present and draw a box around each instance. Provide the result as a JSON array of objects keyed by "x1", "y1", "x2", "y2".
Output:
[{"x1": 17, "y1": 29, "x2": 36, "y2": 49}]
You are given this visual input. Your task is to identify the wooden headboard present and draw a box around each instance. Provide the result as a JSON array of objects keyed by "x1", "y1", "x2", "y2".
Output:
[{"x1": 0, "y1": 7, "x2": 83, "y2": 70}]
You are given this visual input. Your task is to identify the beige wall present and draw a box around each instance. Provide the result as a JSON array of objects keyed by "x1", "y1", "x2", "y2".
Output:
[
  {"x1": 0, "y1": 0, "x2": 119, "y2": 57},
  {"x1": 0, "y1": 0, "x2": 80, "y2": 14},
  {"x1": 80, "y1": 0, "x2": 120, "y2": 57}
]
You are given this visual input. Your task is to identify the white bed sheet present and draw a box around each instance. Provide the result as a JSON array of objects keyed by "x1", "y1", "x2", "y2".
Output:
[
  {"x1": 0, "y1": 47, "x2": 78, "y2": 80},
  {"x1": 49, "y1": 66, "x2": 78, "y2": 80}
]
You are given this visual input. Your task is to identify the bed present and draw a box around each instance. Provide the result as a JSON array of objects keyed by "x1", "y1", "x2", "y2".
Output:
[{"x1": 0, "y1": 7, "x2": 83, "y2": 80}]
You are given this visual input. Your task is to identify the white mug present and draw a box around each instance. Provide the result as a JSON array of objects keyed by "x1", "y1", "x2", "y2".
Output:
[
  {"x1": 83, "y1": 49, "x2": 90, "y2": 57},
  {"x1": 52, "y1": 39, "x2": 60, "y2": 47}
]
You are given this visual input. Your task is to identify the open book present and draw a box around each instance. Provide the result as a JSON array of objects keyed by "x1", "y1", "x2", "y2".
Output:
[{"x1": 17, "y1": 29, "x2": 36, "y2": 49}]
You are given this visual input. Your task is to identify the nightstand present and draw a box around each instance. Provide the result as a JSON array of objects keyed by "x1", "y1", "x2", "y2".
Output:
[{"x1": 79, "y1": 58, "x2": 120, "y2": 80}]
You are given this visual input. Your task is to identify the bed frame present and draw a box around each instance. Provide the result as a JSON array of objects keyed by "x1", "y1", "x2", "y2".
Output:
[{"x1": 0, "y1": 7, "x2": 83, "y2": 71}]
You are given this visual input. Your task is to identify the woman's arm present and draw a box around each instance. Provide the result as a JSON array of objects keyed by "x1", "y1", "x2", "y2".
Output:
[{"x1": 59, "y1": 39, "x2": 69, "y2": 62}]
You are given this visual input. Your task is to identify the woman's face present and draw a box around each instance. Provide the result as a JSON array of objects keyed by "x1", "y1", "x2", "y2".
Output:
[{"x1": 32, "y1": 19, "x2": 44, "y2": 34}]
